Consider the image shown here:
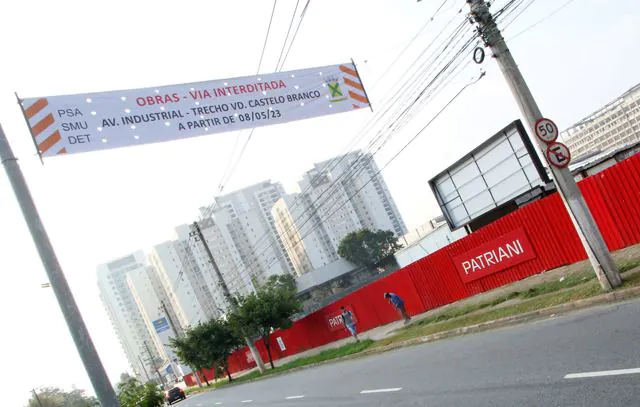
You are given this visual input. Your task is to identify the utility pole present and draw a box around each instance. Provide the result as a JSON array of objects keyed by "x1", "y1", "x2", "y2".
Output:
[
  {"x1": 466, "y1": 0, "x2": 621, "y2": 291},
  {"x1": 0, "y1": 124, "x2": 120, "y2": 407},
  {"x1": 159, "y1": 300, "x2": 183, "y2": 338},
  {"x1": 143, "y1": 341, "x2": 165, "y2": 386},
  {"x1": 137, "y1": 355, "x2": 151, "y2": 382},
  {"x1": 190, "y1": 221, "x2": 267, "y2": 373},
  {"x1": 31, "y1": 389, "x2": 44, "y2": 407}
]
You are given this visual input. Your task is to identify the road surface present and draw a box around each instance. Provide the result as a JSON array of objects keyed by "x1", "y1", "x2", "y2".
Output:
[{"x1": 178, "y1": 299, "x2": 640, "y2": 406}]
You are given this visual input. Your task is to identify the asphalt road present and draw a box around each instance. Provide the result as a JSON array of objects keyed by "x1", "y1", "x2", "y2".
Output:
[{"x1": 177, "y1": 299, "x2": 640, "y2": 407}]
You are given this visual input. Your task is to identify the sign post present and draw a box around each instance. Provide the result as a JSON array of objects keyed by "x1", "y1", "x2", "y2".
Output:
[{"x1": 0, "y1": 124, "x2": 120, "y2": 407}]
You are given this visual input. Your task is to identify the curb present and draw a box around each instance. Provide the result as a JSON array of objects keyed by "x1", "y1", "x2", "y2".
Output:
[
  {"x1": 191, "y1": 285, "x2": 640, "y2": 393},
  {"x1": 358, "y1": 284, "x2": 640, "y2": 355}
]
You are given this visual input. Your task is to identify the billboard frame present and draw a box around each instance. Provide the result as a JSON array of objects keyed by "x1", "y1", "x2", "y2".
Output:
[{"x1": 429, "y1": 120, "x2": 550, "y2": 231}]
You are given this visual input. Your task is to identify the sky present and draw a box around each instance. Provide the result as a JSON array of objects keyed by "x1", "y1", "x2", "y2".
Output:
[{"x1": 1, "y1": 0, "x2": 639, "y2": 405}]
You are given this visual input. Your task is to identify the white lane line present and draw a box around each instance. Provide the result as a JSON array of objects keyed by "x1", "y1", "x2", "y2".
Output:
[
  {"x1": 286, "y1": 395, "x2": 305, "y2": 399},
  {"x1": 565, "y1": 368, "x2": 640, "y2": 379},
  {"x1": 215, "y1": 403, "x2": 223, "y2": 405},
  {"x1": 241, "y1": 400, "x2": 253, "y2": 403},
  {"x1": 360, "y1": 388, "x2": 403, "y2": 394}
]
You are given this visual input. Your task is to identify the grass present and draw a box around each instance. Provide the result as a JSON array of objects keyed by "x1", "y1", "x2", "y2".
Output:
[
  {"x1": 186, "y1": 340, "x2": 375, "y2": 394},
  {"x1": 184, "y1": 259, "x2": 640, "y2": 395}
]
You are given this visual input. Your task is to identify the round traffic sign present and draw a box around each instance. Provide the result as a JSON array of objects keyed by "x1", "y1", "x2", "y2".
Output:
[
  {"x1": 546, "y1": 141, "x2": 572, "y2": 169},
  {"x1": 535, "y1": 118, "x2": 559, "y2": 143}
]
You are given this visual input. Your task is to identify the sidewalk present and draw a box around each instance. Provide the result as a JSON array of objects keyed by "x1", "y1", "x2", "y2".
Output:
[{"x1": 233, "y1": 244, "x2": 640, "y2": 378}]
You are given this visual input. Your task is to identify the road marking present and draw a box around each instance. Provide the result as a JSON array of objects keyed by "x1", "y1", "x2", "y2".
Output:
[
  {"x1": 241, "y1": 400, "x2": 253, "y2": 403},
  {"x1": 286, "y1": 395, "x2": 305, "y2": 399},
  {"x1": 565, "y1": 368, "x2": 640, "y2": 379},
  {"x1": 215, "y1": 403, "x2": 223, "y2": 405},
  {"x1": 360, "y1": 388, "x2": 403, "y2": 394}
]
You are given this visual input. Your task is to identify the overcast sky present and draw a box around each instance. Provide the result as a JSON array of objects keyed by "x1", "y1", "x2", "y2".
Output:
[{"x1": 1, "y1": 0, "x2": 639, "y2": 404}]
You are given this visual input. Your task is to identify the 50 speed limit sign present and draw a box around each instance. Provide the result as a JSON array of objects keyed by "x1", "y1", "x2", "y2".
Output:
[{"x1": 535, "y1": 118, "x2": 559, "y2": 143}]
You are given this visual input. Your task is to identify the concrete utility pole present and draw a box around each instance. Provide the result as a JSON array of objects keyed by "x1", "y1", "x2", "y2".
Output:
[
  {"x1": 190, "y1": 221, "x2": 267, "y2": 374},
  {"x1": 159, "y1": 300, "x2": 183, "y2": 338},
  {"x1": 137, "y1": 355, "x2": 151, "y2": 382},
  {"x1": 31, "y1": 389, "x2": 44, "y2": 407},
  {"x1": 0, "y1": 124, "x2": 120, "y2": 407},
  {"x1": 143, "y1": 341, "x2": 165, "y2": 386},
  {"x1": 466, "y1": 0, "x2": 621, "y2": 290}
]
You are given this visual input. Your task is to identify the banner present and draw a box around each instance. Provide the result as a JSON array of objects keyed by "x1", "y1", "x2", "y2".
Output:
[{"x1": 19, "y1": 62, "x2": 370, "y2": 158}]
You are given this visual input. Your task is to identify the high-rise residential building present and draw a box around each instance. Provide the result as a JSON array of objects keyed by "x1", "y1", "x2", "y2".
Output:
[
  {"x1": 126, "y1": 265, "x2": 189, "y2": 378},
  {"x1": 272, "y1": 193, "x2": 338, "y2": 276},
  {"x1": 97, "y1": 252, "x2": 166, "y2": 381},
  {"x1": 200, "y1": 180, "x2": 294, "y2": 285},
  {"x1": 273, "y1": 151, "x2": 407, "y2": 275},
  {"x1": 562, "y1": 83, "x2": 640, "y2": 158},
  {"x1": 149, "y1": 240, "x2": 212, "y2": 328}
]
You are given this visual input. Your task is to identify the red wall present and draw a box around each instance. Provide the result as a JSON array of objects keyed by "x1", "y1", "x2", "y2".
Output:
[{"x1": 184, "y1": 153, "x2": 640, "y2": 383}]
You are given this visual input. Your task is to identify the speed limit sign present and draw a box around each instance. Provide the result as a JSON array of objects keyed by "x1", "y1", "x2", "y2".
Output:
[{"x1": 534, "y1": 118, "x2": 559, "y2": 143}]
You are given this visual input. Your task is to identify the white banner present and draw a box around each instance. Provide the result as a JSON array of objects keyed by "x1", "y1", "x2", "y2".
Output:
[{"x1": 20, "y1": 62, "x2": 371, "y2": 158}]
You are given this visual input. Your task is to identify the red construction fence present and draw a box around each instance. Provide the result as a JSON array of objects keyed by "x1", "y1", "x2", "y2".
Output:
[{"x1": 185, "y1": 153, "x2": 640, "y2": 386}]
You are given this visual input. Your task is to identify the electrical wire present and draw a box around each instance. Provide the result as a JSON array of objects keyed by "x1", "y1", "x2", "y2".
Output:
[
  {"x1": 252, "y1": 70, "x2": 486, "y2": 273},
  {"x1": 235, "y1": 22, "x2": 476, "y2": 270},
  {"x1": 369, "y1": 0, "x2": 453, "y2": 91},
  {"x1": 274, "y1": 0, "x2": 301, "y2": 71},
  {"x1": 256, "y1": 0, "x2": 279, "y2": 75},
  {"x1": 507, "y1": 0, "x2": 577, "y2": 40},
  {"x1": 278, "y1": 0, "x2": 311, "y2": 71},
  {"x1": 225, "y1": 30, "x2": 480, "y2": 285},
  {"x1": 211, "y1": 3, "x2": 465, "y2": 256},
  {"x1": 241, "y1": 26, "x2": 476, "y2": 274}
]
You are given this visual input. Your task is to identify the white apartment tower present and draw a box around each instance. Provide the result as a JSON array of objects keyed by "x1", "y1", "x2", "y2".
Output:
[
  {"x1": 272, "y1": 193, "x2": 338, "y2": 276},
  {"x1": 273, "y1": 151, "x2": 407, "y2": 275},
  {"x1": 126, "y1": 266, "x2": 190, "y2": 378},
  {"x1": 562, "y1": 83, "x2": 640, "y2": 158},
  {"x1": 200, "y1": 181, "x2": 295, "y2": 285},
  {"x1": 97, "y1": 252, "x2": 165, "y2": 381}
]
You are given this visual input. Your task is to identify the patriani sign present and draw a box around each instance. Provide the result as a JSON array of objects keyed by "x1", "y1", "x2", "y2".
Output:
[
  {"x1": 453, "y1": 228, "x2": 537, "y2": 283},
  {"x1": 19, "y1": 62, "x2": 370, "y2": 158}
]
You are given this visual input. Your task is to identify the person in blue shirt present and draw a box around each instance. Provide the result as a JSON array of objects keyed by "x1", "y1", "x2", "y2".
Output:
[{"x1": 384, "y1": 292, "x2": 411, "y2": 324}]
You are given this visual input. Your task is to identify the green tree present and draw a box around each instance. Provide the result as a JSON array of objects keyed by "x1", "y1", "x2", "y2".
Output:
[
  {"x1": 25, "y1": 387, "x2": 98, "y2": 407},
  {"x1": 117, "y1": 377, "x2": 164, "y2": 407},
  {"x1": 170, "y1": 334, "x2": 211, "y2": 386},
  {"x1": 192, "y1": 318, "x2": 243, "y2": 382},
  {"x1": 228, "y1": 274, "x2": 303, "y2": 369},
  {"x1": 338, "y1": 229, "x2": 403, "y2": 268}
]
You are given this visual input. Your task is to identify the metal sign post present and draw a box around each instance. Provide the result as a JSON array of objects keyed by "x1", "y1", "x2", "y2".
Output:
[{"x1": 0, "y1": 124, "x2": 120, "y2": 407}]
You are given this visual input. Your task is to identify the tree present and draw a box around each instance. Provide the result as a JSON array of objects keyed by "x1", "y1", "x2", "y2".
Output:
[
  {"x1": 228, "y1": 274, "x2": 303, "y2": 369},
  {"x1": 191, "y1": 318, "x2": 243, "y2": 382},
  {"x1": 117, "y1": 377, "x2": 164, "y2": 407},
  {"x1": 338, "y1": 229, "x2": 403, "y2": 268},
  {"x1": 170, "y1": 318, "x2": 243, "y2": 383},
  {"x1": 25, "y1": 387, "x2": 98, "y2": 407},
  {"x1": 170, "y1": 334, "x2": 211, "y2": 386}
]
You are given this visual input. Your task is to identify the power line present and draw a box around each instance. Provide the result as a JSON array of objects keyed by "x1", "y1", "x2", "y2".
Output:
[
  {"x1": 257, "y1": 71, "x2": 486, "y2": 272},
  {"x1": 507, "y1": 0, "x2": 577, "y2": 40},
  {"x1": 211, "y1": 3, "x2": 465, "y2": 261},
  {"x1": 226, "y1": 30, "x2": 479, "y2": 285},
  {"x1": 214, "y1": 0, "x2": 280, "y2": 197},
  {"x1": 502, "y1": 0, "x2": 538, "y2": 30},
  {"x1": 370, "y1": 0, "x2": 453, "y2": 90},
  {"x1": 275, "y1": 0, "x2": 301, "y2": 71},
  {"x1": 256, "y1": 0, "x2": 279, "y2": 75},
  {"x1": 236, "y1": 22, "x2": 476, "y2": 273},
  {"x1": 278, "y1": 0, "x2": 311, "y2": 71}
]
